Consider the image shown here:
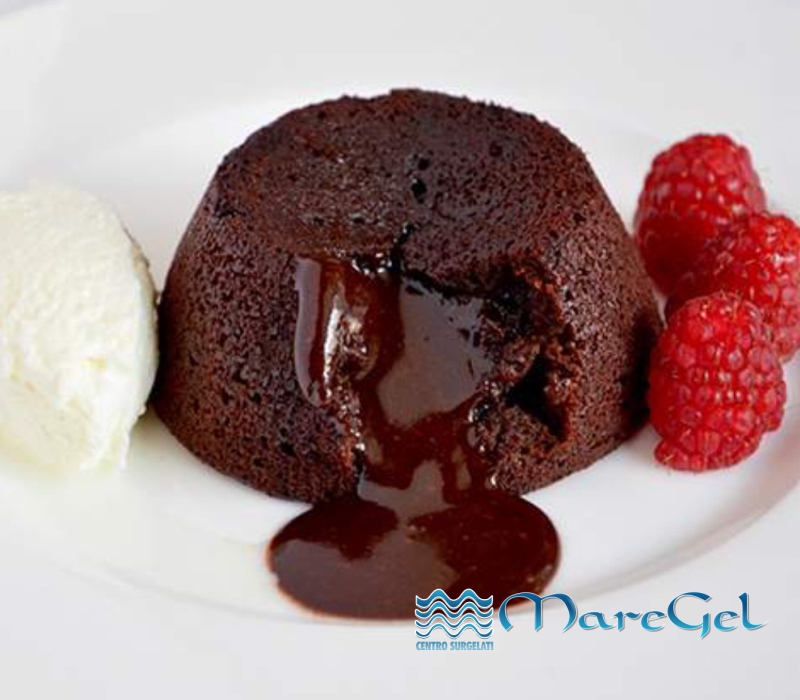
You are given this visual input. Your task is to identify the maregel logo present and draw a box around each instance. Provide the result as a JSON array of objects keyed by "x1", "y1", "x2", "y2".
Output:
[
  {"x1": 416, "y1": 589, "x2": 766, "y2": 650},
  {"x1": 415, "y1": 589, "x2": 495, "y2": 651}
]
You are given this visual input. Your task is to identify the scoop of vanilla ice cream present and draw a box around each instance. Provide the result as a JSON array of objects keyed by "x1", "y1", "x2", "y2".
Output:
[{"x1": 0, "y1": 185, "x2": 158, "y2": 471}]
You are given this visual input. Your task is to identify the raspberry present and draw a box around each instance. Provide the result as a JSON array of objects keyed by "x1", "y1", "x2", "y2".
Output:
[
  {"x1": 667, "y1": 213, "x2": 800, "y2": 360},
  {"x1": 634, "y1": 134, "x2": 766, "y2": 294},
  {"x1": 649, "y1": 292, "x2": 785, "y2": 471}
]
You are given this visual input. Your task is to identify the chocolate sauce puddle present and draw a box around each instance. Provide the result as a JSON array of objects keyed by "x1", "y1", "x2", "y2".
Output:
[{"x1": 268, "y1": 257, "x2": 559, "y2": 619}]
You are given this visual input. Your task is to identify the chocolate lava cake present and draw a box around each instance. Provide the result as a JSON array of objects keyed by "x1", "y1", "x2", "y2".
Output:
[{"x1": 154, "y1": 89, "x2": 661, "y2": 503}]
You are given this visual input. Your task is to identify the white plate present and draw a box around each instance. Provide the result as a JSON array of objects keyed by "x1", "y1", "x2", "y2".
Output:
[{"x1": 0, "y1": 1, "x2": 798, "y2": 697}]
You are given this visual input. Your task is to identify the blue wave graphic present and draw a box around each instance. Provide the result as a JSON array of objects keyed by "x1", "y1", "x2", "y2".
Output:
[
  {"x1": 415, "y1": 601, "x2": 492, "y2": 620},
  {"x1": 416, "y1": 589, "x2": 493, "y2": 610},
  {"x1": 415, "y1": 623, "x2": 493, "y2": 639},
  {"x1": 415, "y1": 613, "x2": 492, "y2": 630},
  {"x1": 415, "y1": 590, "x2": 494, "y2": 639}
]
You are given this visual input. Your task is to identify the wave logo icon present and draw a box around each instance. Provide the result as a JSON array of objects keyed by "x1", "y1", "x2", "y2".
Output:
[{"x1": 415, "y1": 589, "x2": 493, "y2": 639}]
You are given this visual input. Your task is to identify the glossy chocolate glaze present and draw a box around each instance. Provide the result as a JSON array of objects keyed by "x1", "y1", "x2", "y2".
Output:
[{"x1": 268, "y1": 257, "x2": 559, "y2": 619}]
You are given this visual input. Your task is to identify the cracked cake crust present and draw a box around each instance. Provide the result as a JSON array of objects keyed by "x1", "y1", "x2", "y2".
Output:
[{"x1": 153, "y1": 89, "x2": 661, "y2": 502}]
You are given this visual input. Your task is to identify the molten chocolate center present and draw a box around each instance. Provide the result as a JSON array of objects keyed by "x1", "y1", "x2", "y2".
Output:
[{"x1": 268, "y1": 257, "x2": 559, "y2": 619}]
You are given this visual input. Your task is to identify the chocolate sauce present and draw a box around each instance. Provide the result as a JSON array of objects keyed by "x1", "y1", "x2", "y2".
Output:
[{"x1": 268, "y1": 257, "x2": 559, "y2": 619}]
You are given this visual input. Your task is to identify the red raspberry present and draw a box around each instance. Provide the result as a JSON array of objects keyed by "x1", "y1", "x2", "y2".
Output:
[
  {"x1": 634, "y1": 134, "x2": 766, "y2": 294},
  {"x1": 649, "y1": 292, "x2": 785, "y2": 471},
  {"x1": 667, "y1": 213, "x2": 800, "y2": 360}
]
